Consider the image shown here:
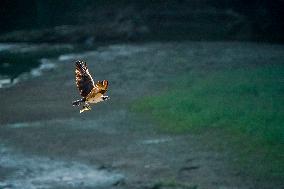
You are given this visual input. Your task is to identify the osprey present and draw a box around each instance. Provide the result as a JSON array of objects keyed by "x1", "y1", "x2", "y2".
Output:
[{"x1": 72, "y1": 60, "x2": 109, "y2": 113}]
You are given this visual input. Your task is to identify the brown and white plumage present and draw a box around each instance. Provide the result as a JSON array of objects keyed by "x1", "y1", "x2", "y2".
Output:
[{"x1": 72, "y1": 60, "x2": 109, "y2": 113}]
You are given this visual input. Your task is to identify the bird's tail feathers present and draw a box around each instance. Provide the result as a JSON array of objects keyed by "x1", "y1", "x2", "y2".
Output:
[{"x1": 72, "y1": 99, "x2": 85, "y2": 106}]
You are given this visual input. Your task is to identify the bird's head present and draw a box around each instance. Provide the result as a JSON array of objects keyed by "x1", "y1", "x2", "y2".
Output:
[{"x1": 102, "y1": 80, "x2": 108, "y2": 89}]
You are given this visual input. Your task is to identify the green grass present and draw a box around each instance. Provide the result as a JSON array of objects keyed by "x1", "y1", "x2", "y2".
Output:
[
  {"x1": 132, "y1": 63, "x2": 284, "y2": 180},
  {"x1": 133, "y1": 64, "x2": 284, "y2": 144}
]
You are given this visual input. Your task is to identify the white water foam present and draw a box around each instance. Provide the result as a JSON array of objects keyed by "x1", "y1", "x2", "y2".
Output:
[
  {"x1": 58, "y1": 51, "x2": 96, "y2": 61},
  {"x1": 58, "y1": 44, "x2": 148, "y2": 62},
  {"x1": 0, "y1": 43, "x2": 73, "y2": 53},
  {"x1": 0, "y1": 77, "x2": 19, "y2": 89},
  {"x1": 29, "y1": 58, "x2": 56, "y2": 77},
  {"x1": 141, "y1": 138, "x2": 172, "y2": 145},
  {"x1": 0, "y1": 43, "x2": 19, "y2": 52},
  {"x1": 0, "y1": 144, "x2": 123, "y2": 189},
  {"x1": 0, "y1": 58, "x2": 56, "y2": 89}
]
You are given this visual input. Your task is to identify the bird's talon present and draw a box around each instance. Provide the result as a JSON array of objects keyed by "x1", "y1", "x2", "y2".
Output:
[
  {"x1": 80, "y1": 105, "x2": 91, "y2": 113},
  {"x1": 102, "y1": 96, "x2": 110, "y2": 101}
]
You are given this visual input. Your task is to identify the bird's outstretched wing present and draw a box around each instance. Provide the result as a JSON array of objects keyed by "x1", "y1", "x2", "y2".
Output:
[
  {"x1": 95, "y1": 80, "x2": 109, "y2": 94},
  {"x1": 75, "y1": 60, "x2": 95, "y2": 97},
  {"x1": 86, "y1": 80, "x2": 109, "y2": 99}
]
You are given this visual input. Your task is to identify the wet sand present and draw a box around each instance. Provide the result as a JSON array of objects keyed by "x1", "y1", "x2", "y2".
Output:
[{"x1": 0, "y1": 42, "x2": 283, "y2": 189}]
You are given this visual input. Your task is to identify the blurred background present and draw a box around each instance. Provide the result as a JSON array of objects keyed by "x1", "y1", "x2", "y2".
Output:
[
  {"x1": 1, "y1": 0, "x2": 284, "y2": 43},
  {"x1": 0, "y1": 1, "x2": 283, "y2": 189}
]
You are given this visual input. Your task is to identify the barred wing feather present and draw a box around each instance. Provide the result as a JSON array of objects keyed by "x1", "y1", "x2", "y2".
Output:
[{"x1": 75, "y1": 60, "x2": 95, "y2": 97}]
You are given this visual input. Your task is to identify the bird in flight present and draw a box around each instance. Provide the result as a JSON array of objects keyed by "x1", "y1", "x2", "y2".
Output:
[{"x1": 72, "y1": 60, "x2": 109, "y2": 113}]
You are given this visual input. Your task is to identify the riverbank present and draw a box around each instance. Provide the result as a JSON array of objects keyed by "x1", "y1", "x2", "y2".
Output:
[{"x1": 0, "y1": 41, "x2": 283, "y2": 189}]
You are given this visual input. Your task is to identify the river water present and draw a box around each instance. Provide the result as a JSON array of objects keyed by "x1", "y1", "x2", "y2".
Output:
[
  {"x1": 0, "y1": 43, "x2": 125, "y2": 189},
  {"x1": 0, "y1": 43, "x2": 94, "y2": 88}
]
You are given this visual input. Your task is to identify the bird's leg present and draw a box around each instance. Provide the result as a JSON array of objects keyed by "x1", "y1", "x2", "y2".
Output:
[
  {"x1": 102, "y1": 96, "x2": 110, "y2": 101},
  {"x1": 80, "y1": 102, "x2": 91, "y2": 113},
  {"x1": 85, "y1": 102, "x2": 91, "y2": 109}
]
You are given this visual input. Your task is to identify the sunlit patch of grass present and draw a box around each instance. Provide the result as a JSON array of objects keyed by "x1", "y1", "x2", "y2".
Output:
[
  {"x1": 132, "y1": 63, "x2": 284, "y2": 181},
  {"x1": 133, "y1": 64, "x2": 284, "y2": 144}
]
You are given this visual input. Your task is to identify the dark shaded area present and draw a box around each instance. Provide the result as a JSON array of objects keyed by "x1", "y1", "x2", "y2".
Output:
[
  {"x1": 0, "y1": 44, "x2": 92, "y2": 79},
  {"x1": 0, "y1": 51, "x2": 40, "y2": 78},
  {"x1": 0, "y1": 0, "x2": 284, "y2": 43}
]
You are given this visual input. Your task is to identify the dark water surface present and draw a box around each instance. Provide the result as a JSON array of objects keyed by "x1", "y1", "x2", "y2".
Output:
[{"x1": 0, "y1": 43, "x2": 95, "y2": 88}]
